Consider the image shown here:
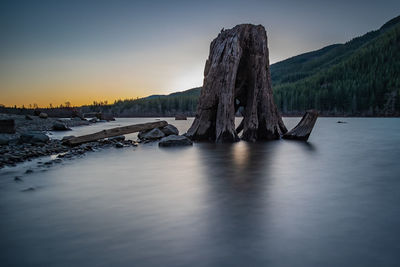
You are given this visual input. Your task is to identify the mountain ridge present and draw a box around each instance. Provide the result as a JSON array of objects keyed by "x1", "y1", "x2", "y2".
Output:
[{"x1": 80, "y1": 15, "x2": 400, "y2": 116}]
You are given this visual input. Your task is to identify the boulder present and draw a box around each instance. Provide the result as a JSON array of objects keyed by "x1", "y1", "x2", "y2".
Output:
[
  {"x1": 175, "y1": 114, "x2": 187, "y2": 120},
  {"x1": 52, "y1": 122, "x2": 71, "y2": 131},
  {"x1": 158, "y1": 135, "x2": 193, "y2": 147},
  {"x1": 39, "y1": 112, "x2": 48, "y2": 119},
  {"x1": 161, "y1": 124, "x2": 179, "y2": 136},
  {"x1": 115, "y1": 142, "x2": 124, "y2": 148},
  {"x1": 20, "y1": 132, "x2": 49, "y2": 143},
  {"x1": 0, "y1": 119, "x2": 15, "y2": 134},
  {"x1": 138, "y1": 128, "x2": 165, "y2": 140}
]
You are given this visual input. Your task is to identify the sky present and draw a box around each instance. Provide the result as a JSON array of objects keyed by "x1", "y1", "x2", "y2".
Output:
[{"x1": 0, "y1": 0, "x2": 399, "y2": 107}]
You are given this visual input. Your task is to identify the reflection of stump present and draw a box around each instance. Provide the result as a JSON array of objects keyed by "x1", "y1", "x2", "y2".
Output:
[
  {"x1": 186, "y1": 24, "x2": 287, "y2": 142},
  {"x1": 283, "y1": 110, "x2": 319, "y2": 141}
]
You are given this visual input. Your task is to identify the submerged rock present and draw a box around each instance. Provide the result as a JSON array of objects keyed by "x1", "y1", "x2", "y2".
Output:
[
  {"x1": 161, "y1": 124, "x2": 179, "y2": 136},
  {"x1": 158, "y1": 135, "x2": 193, "y2": 147},
  {"x1": 52, "y1": 122, "x2": 71, "y2": 131},
  {"x1": 21, "y1": 187, "x2": 36, "y2": 192}
]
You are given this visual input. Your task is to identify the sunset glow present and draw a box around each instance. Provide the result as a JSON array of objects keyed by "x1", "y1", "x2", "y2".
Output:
[{"x1": 1, "y1": 0, "x2": 399, "y2": 107}]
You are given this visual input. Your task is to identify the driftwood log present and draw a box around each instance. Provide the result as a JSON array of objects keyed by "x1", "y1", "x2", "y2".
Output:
[
  {"x1": 186, "y1": 24, "x2": 287, "y2": 142},
  {"x1": 63, "y1": 121, "x2": 168, "y2": 146},
  {"x1": 283, "y1": 110, "x2": 318, "y2": 141}
]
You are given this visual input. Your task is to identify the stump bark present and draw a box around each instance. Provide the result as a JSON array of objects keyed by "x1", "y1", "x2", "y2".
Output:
[
  {"x1": 186, "y1": 24, "x2": 287, "y2": 142},
  {"x1": 283, "y1": 110, "x2": 318, "y2": 141}
]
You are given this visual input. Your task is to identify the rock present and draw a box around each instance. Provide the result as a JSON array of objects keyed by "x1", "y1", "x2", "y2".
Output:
[
  {"x1": 0, "y1": 135, "x2": 9, "y2": 145},
  {"x1": 25, "y1": 169, "x2": 33, "y2": 174},
  {"x1": 52, "y1": 122, "x2": 71, "y2": 131},
  {"x1": 14, "y1": 176, "x2": 23, "y2": 182},
  {"x1": 25, "y1": 115, "x2": 34, "y2": 120},
  {"x1": 0, "y1": 119, "x2": 16, "y2": 133},
  {"x1": 158, "y1": 135, "x2": 193, "y2": 147},
  {"x1": 20, "y1": 132, "x2": 49, "y2": 144},
  {"x1": 108, "y1": 135, "x2": 125, "y2": 142},
  {"x1": 337, "y1": 121, "x2": 347, "y2": 124},
  {"x1": 175, "y1": 114, "x2": 187, "y2": 120},
  {"x1": 33, "y1": 110, "x2": 41, "y2": 116},
  {"x1": 161, "y1": 124, "x2": 179, "y2": 136},
  {"x1": 115, "y1": 142, "x2": 124, "y2": 148},
  {"x1": 39, "y1": 112, "x2": 48, "y2": 119},
  {"x1": 21, "y1": 187, "x2": 35, "y2": 192},
  {"x1": 186, "y1": 24, "x2": 287, "y2": 142},
  {"x1": 138, "y1": 128, "x2": 165, "y2": 140},
  {"x1": 99, "y1": 113, "x2": 115, "y2": 121}
]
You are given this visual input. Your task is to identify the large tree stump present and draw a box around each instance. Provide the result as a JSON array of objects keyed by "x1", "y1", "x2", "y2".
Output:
[
  {"x1": 186, "y1": 24, "x2": 287, "y2": 142},
  {"x1": 283, "y1": 110, "x2": 318, "y2": 141}
]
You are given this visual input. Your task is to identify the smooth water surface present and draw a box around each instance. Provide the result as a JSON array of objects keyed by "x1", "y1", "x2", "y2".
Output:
[{"x1": 1, "y1": 118, "x2": 400, "y2": 267}]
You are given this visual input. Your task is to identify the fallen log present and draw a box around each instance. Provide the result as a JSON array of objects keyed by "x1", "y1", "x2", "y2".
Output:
[
  {"x1": 283, "y1": 110, "x2": 318, "y2": 141},
  {"x1": 63, "y1": 121, "x2": 168, "y2": 146}
]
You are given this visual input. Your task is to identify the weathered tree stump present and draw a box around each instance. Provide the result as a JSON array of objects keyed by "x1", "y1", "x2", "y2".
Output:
[
  {"x1": 283, "y1": 110, "x2": 318, "y2": 141},
  {"x1": 186, "y1": 24, "x2": 287, "y2": 142}
]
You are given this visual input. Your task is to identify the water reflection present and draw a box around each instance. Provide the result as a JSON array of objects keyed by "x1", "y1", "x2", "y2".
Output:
[
  {"x1": 198, "y1": 142, "x2": 277, "y2": 190},
  {"x1": 283, "y1": 139, "x2": 317, "y2": 152},
  {"x1": 1, "y1": 118, "x2": 400, "y2": 267},
  {"x1": 192, "y1": 142, "x2": 279, "y2": 264}
]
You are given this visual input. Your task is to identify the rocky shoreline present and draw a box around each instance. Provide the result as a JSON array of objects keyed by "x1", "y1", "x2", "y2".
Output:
[
  {"x1": 0, "y1": 113, "x2": 122, "y2": 169},
  {"x1": 0, "y1": 136, "x2": 138, "y2": 169},
  {"x1": 0, "y1": 114, "x2": 192, "y2": 170}
]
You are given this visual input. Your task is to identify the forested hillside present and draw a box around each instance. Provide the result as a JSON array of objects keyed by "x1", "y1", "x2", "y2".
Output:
[
  {"x1": 272, "y1": 15, "x2": 400, "y2": 116},
  {"x1": 80, "y1": 87, "x2": 201, "y2": 117},
  {"x1": 83, "y1": 16, "x2": 400, "y2": 117}
]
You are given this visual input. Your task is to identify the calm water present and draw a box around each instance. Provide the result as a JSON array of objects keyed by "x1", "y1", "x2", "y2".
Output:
[{"x1": 1, "y1": 118, "x2": 399, "y2": 267}]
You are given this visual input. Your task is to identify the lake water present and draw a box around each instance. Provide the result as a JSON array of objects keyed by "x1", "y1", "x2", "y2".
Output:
[{"x1": 1, "y1": 117, "x2": 400, "y2": 267}]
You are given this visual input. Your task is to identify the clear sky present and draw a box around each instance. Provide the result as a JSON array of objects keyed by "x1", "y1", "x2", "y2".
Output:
[{"x1": 1, "y1": 0, "x2": 399, "y2": 107}]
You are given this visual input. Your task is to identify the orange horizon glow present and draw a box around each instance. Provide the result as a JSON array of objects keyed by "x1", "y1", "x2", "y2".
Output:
[{"x1": 2, "y1": 1, "x2": 397, "y2": 108}]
